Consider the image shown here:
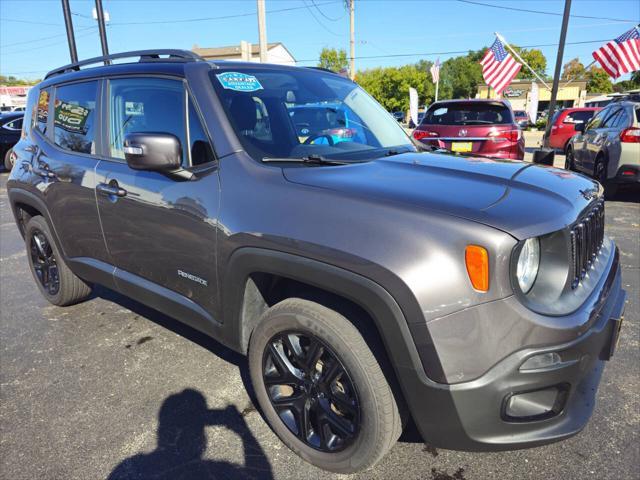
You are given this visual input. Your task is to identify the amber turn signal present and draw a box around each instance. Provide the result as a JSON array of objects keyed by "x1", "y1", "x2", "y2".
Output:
[{"x1": 465, "y1": 245, "x2": 489, "y2": 292}]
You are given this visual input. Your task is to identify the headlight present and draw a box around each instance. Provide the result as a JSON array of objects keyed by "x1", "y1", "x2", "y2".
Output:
[{"x1": 516, "y1": 238, "x2": 540, "y2": 293}]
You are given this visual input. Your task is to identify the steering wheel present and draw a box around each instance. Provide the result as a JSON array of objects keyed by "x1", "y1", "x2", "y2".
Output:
[{"x1": 303, "y1": 133, "x2": 335, "y2": 146}]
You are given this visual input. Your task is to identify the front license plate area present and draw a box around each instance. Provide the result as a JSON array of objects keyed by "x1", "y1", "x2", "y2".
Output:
[
  {"x1": 451, "y1": 141, "x2": 473, "y2": 152},
  {"x1": 605, "y1": 315, "x2": 624, "y2": 360}
]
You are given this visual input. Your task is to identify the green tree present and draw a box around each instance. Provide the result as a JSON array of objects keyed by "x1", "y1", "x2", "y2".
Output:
[
  {"x1": 0, "y1": 75, "x2": 39, "y2": 86},
  {"x1": 613, "y1": 74, "x2": 640, "y2": 92},
  {"x1": 318, "y1": 48, "x2": 348, "y2": 73},
  {"x1": 356, "y1": 64, "x2": 434, "y2": 111},
  {"x1": 510, "y1": 46, "x2": 547, "y2": 80},
  {"x1": 586, "y1": 66, "x2": 613, "y2": 93},
  {"x1": 561, "y1": 57, "x2": 585, "y2": 80},
  {"x1": 440, "y1": 50, "x2": 484, "y2": 99}
]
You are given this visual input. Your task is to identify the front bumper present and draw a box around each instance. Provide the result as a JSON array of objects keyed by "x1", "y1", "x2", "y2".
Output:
[{"x1": 400, "y1": 245, "x2": 626, "y2": 451}]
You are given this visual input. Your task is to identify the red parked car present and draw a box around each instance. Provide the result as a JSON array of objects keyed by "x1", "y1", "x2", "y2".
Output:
[
  {"x1": 413, "y1": 99, "x2": 525, "y2": 160},
  {"x1": 544, "y1": 107, "x2": 600, "y2": 152}
]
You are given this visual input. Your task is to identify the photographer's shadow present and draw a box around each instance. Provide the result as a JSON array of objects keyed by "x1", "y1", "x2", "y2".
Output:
[{"x1": 108, "y1": 389, "x2": 273, "y2": 479}]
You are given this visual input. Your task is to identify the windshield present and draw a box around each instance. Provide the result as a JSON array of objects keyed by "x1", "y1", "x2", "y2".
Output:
[
  {"x1": 423, "y1": 102, "x2": 513, "y2": 125},
  {"x1": 210, "y1": 67, "x2": 413, "y2": 161}
]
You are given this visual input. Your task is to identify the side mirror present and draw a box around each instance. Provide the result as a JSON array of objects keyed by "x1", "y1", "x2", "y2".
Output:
[
  {"x1": 574, "y1": 122, "x2": 585, "y2": 133},
  {"x1": 124, "y1": 132, "x2": 182, "y2": 172}
]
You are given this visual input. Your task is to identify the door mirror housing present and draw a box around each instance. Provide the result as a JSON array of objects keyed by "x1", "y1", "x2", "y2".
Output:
[
  {"x1": 574, "y1": 122, "x2": 585, "y2": 133},
  {"x1": 124, "y1": 132, "x2": 182, "y2": 172}
]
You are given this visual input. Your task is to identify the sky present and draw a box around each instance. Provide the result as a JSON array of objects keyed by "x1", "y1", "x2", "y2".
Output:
[{"x1": 1, "y1": 0, "x2": 639, "y2": 81}]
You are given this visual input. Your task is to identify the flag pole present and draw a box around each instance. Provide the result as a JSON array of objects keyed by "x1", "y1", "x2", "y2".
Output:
[
  {"x1": 435, "y1": 76, "x2": 439, "y2": 102},
  {"x1": 496, "y1": 32, "x2": 552, "y2": 90}
]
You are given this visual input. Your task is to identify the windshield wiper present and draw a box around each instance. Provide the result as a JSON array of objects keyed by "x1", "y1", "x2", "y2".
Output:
[
  {"x1": 262, "y1": 154, "x2": 352, "y2": 165},
  {"x1": 384, "y1": 148, "x2": 413, "y2": 157}
]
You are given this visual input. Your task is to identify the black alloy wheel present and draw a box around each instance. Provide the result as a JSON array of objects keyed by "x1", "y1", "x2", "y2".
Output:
[
  {"x1": 29, "y1": 230, "x2": 60, "y2": 296},
  {"x1": 564, "y1": 146, "x2": 575, "y2": 171},
  {"x1": 262, "y1": 331, "x2": 360, "y2": 453}
]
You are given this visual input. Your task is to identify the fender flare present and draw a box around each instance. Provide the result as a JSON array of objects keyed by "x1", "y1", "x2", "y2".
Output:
[
  {"x1": 222, "y1": 247, "x2": 441, "y2": 382},
  {"x1": 8, "y1": 187, "x2": 68, "y2": 259}
]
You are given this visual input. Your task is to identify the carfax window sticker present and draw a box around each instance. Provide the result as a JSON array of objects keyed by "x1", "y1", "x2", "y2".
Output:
[{"x1": 216, "y1": 72, "x2": 264, "y2": 92}]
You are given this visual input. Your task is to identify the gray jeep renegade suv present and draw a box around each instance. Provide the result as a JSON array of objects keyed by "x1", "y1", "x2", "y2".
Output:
[{"x1": 7, "y1": 50, "x2": 626, "y2": 473}]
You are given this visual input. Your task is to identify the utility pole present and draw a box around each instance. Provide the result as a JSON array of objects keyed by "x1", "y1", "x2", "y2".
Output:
[
  {"x1": 257, "y1": 0, "x2": 268, "y2": 62},
  {"x1": 61, "y1": 0, "x2": 78, "y2": 63},
  {"x1": 349, "y1": 0, "x2": 355, "y2": 80},
  {"x1": 543, "y1": 0, "x2": 571, "y2": 148},
  {"x1": 94, "y1": 0, "x2": 110, "y2": 64}
]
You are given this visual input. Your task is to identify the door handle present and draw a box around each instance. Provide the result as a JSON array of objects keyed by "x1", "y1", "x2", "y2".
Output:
[{"x1": 97, "y1": 182, "x2": 127, "y2": 198}]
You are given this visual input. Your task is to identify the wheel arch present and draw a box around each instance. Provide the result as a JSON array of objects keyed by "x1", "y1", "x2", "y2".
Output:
[
  {"x1": 222, "y1": 247, "x2": 436, "y2": 420},
  {"x1": 8, "y1": 188, "x2": 67, "y2": 258}
]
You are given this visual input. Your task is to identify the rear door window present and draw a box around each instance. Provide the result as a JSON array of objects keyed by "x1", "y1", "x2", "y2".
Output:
[
  {"x1": 423, "y1": 102, "x2": 512, "y2": 125},
  {"x1": 587, "y1": 108, "x2": 610, "y2": 130},
  {"x1": 108, "y1": 77, "x2": 187, "y2": 164},
  {"x1": 611, "y1": 109, "x2": 630, "y2": 129},
  {"x1": 602, "y1": 109, "x2": 622, "y2": 128},
  {"x1": 53, "y1": 81, "x2": 99, "y2": 154},
  {"x1": 564, "y1": 111, "x2": 595, "y2": 124},
  {"x1": 2, "y1": 118, "x2": 23, "y2": 131}
]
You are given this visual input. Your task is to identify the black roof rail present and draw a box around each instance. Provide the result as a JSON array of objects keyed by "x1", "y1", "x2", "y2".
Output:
[
  {"x1": 45, "y1": 49, "x2": 204, "y2": 79},
  {"x1": 305, "y1": 66, "x2": 339, "y2": 74}
]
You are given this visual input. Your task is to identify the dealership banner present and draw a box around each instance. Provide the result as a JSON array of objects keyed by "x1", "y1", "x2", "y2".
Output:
[
  {"x1": 0, "y1": 86, "x2": 31, "y2": 96},
  {"x1": 528, "y1": 82, "x2": 539, "y2": 124},
  {"x1": 409, "y1": 87, "x2": 418, "y2": 127}
]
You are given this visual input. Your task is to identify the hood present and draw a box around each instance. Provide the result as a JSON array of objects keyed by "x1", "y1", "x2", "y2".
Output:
[{"x1": 282, "y1": 152, "x2": 601, "y2": 239}]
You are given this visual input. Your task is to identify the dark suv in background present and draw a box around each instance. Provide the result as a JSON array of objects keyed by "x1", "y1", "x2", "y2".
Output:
[
  {"x1": 413, "y1": 99, "x2": 525, "y2": 160},
  {"x1": 7, "y1": 50, "x2": 625, "y2": 473}
]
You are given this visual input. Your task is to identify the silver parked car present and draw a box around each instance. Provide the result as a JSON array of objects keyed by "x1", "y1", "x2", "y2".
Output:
[{"x1": 566, "y1": 99, "x2": 640, "y2": 196}]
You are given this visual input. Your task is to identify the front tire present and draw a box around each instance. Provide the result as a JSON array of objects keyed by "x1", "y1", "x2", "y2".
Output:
[
  {"x1": 25, "y1": 216, "x2": 92, "y2": 306},
  {"x1": 248, "y1": 298, "x2": 402, "y2": 473}
]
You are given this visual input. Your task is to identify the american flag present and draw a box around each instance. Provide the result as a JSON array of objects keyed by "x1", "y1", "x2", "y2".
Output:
[
  {"x1": 430, "y1": 58, "x2": 440, "y2": 83},
  {"x1": 592, "y1": 26, "x2": 640, "y2": 79},
  {"x1": 480, "y1": 38, "x2": 522, "y2": 95}
]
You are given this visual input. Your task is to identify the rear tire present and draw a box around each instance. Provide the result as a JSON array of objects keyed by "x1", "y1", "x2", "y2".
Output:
[
  {"x1": 564, "y1": 145, "x2": 575, "y2": 171},
  {"x1": 595, "y1": 156, "x2": 618, "y2": 199},
  {"x1": 3, "y1": 148, "x2": 13, "y2": 172},
  {"x1": 248, "y1": 298, "x2": 402, "y2": 474},
  {"x1": 25, "y1": 216, "x2": 92, "y2": 306}
]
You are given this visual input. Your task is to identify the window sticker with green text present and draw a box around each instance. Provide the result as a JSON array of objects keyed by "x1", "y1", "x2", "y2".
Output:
[{"x1": 54, "y1": 99, "x2": 91, "y2": 134}]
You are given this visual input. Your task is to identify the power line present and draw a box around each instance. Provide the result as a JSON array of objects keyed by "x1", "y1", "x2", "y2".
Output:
[
  {"x1": 311, "y1": 0, "x2": 346, "y2": 21},
  {"x1": 302, "y1": 0, "x2": 344, "y2": 36},
  {"x1": 295, "y1": 38, "x2": 611, "y2": 63},
  {"x1": 0, "y1": 26, "x2": 95, "y2": 49},
  {"x1": 1, "y1": 28, "x2": 99, "y2": 56},
  {"x1": 0, "y1": 18, "x2": 61, "y2": 26},
  {"x1": 105, "y1": 1, "x2": 341, "y2": 26},
  {"x1": 456, "y1": 0, "x2": 639, "y2": 24}
]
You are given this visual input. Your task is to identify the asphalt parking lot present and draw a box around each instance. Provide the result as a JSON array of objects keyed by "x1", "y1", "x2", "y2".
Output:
[{"x1": 1, "y1": 165, "x2": 638, "y2": 479}]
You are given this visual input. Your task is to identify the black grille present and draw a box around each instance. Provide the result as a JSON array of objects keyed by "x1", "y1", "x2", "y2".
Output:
[{"x1": 570, "y1": 201, "x2": 605, "y2": 289}]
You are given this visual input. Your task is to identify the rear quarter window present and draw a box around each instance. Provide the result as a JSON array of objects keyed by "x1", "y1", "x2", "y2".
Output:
[
  {"x1": 35, "y1": 88, "x2": 51, "y2": 134},
  {"x1": 423, "y1": 102, "x2": 512, "y2": 125}
]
